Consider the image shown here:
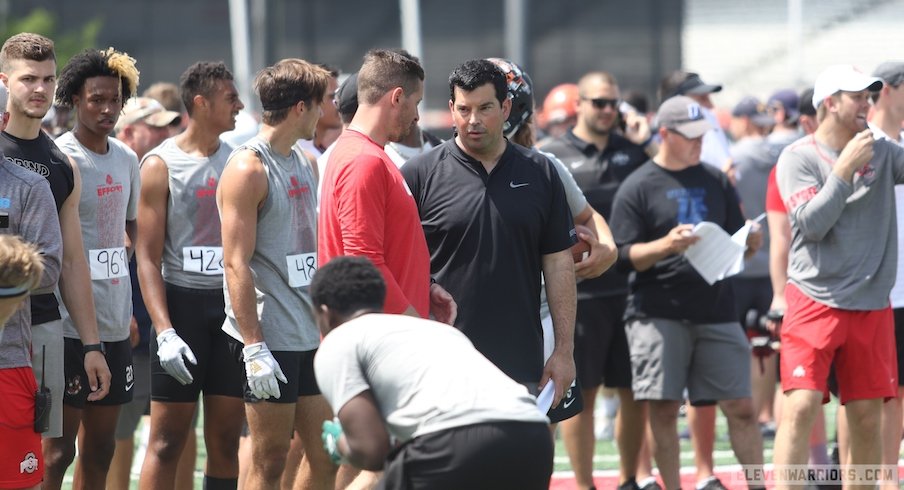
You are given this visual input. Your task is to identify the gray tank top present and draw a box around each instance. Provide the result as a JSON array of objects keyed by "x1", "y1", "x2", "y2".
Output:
[
  {"x1": 222, "y1": 136, "x2": 320, "y2": 351},
  {"x1": 143, "y1": 138, "x2": 232, "y2": 289}
]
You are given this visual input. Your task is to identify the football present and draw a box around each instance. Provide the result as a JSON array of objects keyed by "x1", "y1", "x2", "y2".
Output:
[{"x1": 571, "y1": 224, "x2": 595, "y2": 263}]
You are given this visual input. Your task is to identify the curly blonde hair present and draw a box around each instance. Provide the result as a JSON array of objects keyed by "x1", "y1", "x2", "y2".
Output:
[
  {"x1": 0, "y1": 235, "x2": 44, "y2": 295},
  {"x1": 56, "y1": 47, "x2": 139, "y2": 108}
]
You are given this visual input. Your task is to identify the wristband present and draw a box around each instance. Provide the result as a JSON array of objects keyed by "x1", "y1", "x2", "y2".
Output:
[{"x1": 83, "y1": 343, "x2": 105, "y2": 355}]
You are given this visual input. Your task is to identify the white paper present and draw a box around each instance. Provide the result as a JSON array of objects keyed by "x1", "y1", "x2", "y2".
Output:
[
  {"x1": 683, "y1": 222, "x2": 746, "y2": 285},
  {"x1": 536, "y1": 380, "x2": 555, "y2": 414}
]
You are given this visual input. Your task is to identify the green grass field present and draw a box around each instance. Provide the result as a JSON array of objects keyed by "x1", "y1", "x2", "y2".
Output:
[{"x1": 62, "y1": 398, "x2": 846, "y2": 488}]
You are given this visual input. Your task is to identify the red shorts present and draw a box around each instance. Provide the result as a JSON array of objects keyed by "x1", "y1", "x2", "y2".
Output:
[
  {"x1": 0, "y1": 367, "x2": 42, "y2": 488},
  {"x1": 780, "y1": 283, "x2": 897, "y2": 404}
]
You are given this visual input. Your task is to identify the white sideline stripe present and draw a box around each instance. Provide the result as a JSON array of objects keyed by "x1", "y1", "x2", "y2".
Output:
[
  {"x1": 553, "y1": 461, "x2": 904, "y2": 479},
  {"x1": 554, "y1": 449, "x2": 773, "y2": 464}
]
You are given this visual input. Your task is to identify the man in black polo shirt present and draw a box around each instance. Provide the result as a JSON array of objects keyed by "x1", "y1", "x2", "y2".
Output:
[
  {"x1": 402, "y1": 59, "x2": 577, "y2": 407},
  {"x1": 540, "y1": 71, "x2": 652, "y2": 490}
]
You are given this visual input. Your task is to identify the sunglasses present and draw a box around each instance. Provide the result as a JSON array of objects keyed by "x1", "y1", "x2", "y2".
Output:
[{"x1": 581, "y1": 97, "x2": 620, "y2": 110}]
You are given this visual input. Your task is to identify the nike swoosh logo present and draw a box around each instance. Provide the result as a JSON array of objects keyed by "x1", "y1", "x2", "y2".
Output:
[
  {"x1": 562, "y1": 397, "x2": 575, "y2": 409},
  {"x1": 510, "y1": 181, "x2": 529, "y2": 188},
  {"x1": 124, "y1": 382, "x2": 134, "y2": 391}
]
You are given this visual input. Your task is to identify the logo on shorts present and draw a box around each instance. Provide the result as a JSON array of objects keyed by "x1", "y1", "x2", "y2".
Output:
[
  {"x1": 66, "y1": 375, "x2": 83, "y2": 395},
  {"x1": 124, "y1": 364, "x2": 134, "y2": 392},
  {"x1": 792, "y1": 365, "x2": 806, "y2": 378},
  {"x1": 19, "y1": 452, "x2": 38, "y2": 474},
  {"x1": 562, "y1": 396, "x2": 575, "y2": 409}
]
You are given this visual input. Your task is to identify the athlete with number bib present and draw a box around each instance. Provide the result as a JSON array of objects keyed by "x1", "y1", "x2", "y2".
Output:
[
  {"x1": 217, "y1": 59, "x2": 337, "y2": 489},
  {"x1": 136, "y1": 62, "x2": 246, "y2": 490},
  {"x1": 44, "y1": 48, "x2": 141, "y2": 489}
]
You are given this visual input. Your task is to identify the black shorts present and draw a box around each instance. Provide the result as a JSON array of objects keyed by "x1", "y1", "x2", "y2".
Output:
[
  {"x1": 150, "y1": 284, "x2": 243, "y2": 402},
  {"x1": 228, "y1": 339, "x2": 320, "y2": 403},
  {"x1": 378, "y1": 421, "x2": 552, "y2": 490},
  {"x1": 894, "y1": 308, "x2": 904, "y2": 387},
  {"x1": 574, "y1": 295, "x2": 631, "y2": 389},
  {"x1": 64, "y1": 337, "x2": 133, "y2": 408}
]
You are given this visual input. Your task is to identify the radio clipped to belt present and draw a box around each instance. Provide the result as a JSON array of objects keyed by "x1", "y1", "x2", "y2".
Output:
[{"x1": 34, "y1": 345, "x2": 51, "y2": 433}]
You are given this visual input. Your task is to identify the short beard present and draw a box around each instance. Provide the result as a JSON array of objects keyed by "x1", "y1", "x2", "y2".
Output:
[
  {"x1": 11, "y1": 98, "x2": 49, "y2": 121},
  {"x1": 589, "y1": 123, "x2": 611, "y2": 137}
]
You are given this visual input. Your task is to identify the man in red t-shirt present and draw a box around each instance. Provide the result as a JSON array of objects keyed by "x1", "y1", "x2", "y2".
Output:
[
  {"x1": 318, "y1": 49, "x2": 456, "y2": 322},
  {"x1": 317, "y1": 48, "x2": 457, "y2": 490}
]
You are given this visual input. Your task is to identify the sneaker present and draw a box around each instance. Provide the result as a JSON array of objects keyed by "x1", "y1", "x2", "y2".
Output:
[
  {"x1": 696, "y1": 477, "x2": 728, "y2": 490},
  {"x1": 616, "y1": 478, "x2": 639, "y2": 490},
  {"x1": 637, "y1": 477, "x2": 662, "y2": 490}
]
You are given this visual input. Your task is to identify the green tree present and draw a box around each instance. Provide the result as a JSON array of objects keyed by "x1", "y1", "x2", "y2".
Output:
[{"x1": 0, "y1": 8, "x2": 103, "y2": 69}]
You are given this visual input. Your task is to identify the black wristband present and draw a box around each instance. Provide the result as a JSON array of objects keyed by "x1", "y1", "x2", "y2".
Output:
[
  {"x1": 430, "y1": 276, "x2": 437, "y2": 285},
  {"x1": 83, "y1": 343, "x2": 104, "y2": 355}
]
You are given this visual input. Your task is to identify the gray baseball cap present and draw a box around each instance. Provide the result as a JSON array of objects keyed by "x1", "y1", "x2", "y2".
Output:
[
  {"x1": 656, "y1": 96, "x2": 713, "y2": 139},
  {"x1": 873, "y1": 61, "x2": 904, "y2": 87}
]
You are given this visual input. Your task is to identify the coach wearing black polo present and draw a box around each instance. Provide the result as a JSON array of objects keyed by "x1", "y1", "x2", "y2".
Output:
[{"x1": 402, "y1": 59, "x2": 577, "y2": 406}]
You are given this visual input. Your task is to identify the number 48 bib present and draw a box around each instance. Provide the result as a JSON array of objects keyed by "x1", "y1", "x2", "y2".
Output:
[{"x1": 287, "y1": 252, "x2": 317, "y2": 287}]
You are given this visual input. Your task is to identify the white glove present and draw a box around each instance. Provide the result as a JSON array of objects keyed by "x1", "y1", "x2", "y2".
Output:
[
  {"x1": 156, "y1": 328, "x2": 197, "y2": 385},
  {"x1": 242, "y1": 342, "x2": 287, "y2": 399}
]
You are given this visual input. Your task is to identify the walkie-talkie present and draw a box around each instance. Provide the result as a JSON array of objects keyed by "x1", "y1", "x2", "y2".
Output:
[{"x1": 34, "y1": 346, "x2": 51, "y2": 433}]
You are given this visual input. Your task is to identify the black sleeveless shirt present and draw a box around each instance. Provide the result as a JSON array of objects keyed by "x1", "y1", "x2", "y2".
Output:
[{"x1": 0, "y1": 131, "x2": 74, "y2": 324}]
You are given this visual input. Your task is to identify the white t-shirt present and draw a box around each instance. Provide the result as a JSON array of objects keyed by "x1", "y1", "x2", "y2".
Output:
[
  {"x1": 295, "y1": 139, "x2": 323, "y2": 160},
  {"x1": 701, "y1": 107, "x2": 731, "y2": 171},
  {"x1": 314, "y1": 313, "x2": 548, "y2": 443}
]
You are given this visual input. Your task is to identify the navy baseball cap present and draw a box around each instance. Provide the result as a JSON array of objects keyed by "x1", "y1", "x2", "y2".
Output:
[
  {"x1": 675, "y1": 73, "x2": 722, "y2": 97},
  {"x1": 767, "y1": 89, "x2": 800, "y2": 122},
  {"x1": 732, "y1": 96, "x2": 774, "y2": 128},
  {"x1": 335, "y1": 72, "x2": 359, "y2": 118}
]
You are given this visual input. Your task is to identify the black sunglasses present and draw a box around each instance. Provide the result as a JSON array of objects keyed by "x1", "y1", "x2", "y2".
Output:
[{"x1": 581, "y1": 97, "x2": 620, "y2": 110}]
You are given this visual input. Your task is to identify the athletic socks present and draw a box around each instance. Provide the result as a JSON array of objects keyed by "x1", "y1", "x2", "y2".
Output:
[
  {"x1": 637, "y1": 476, "x2": 663, "y2": 490},
  {"x1": 603, "y1": 393, "x2": 620, "y2": 418}
]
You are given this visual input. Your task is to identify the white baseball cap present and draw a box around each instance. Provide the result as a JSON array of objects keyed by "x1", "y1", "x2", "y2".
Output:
[{"x1": 812, "y1": 65, "x2": 883, "y2": 109}]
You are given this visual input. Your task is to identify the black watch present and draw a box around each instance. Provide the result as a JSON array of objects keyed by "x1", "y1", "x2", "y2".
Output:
[{"x1": 83, "y1": 343, "x2": 105, "y2": 355}]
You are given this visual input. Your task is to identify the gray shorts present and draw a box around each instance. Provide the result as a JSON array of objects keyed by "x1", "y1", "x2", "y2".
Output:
[
  {"x1": 115, "y1": 351, "x2": 151, "y2": 439},
  {"x1": 31, "y1": 320, "x2": 64, "y2": 438},
  {"x1": 626, "y1": 318, "x2": 751, "y2": 403}
]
